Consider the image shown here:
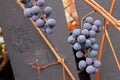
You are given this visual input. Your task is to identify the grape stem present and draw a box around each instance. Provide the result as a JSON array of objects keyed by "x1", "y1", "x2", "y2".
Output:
[
  {"x1": 29, "y1": 61, "x2": 59, "y2": 79},
  {"x1": 94, "y1": 0, "x2": 117, "y2": 80}
]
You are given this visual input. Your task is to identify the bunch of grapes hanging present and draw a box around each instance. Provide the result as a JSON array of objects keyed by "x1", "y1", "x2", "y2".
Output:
[
  {"x1": 21, "y1": 0, "x2": 56, "y2": 34},
  {"x1": 67, "y1": 16, "x2": 102, "y2": 74}
]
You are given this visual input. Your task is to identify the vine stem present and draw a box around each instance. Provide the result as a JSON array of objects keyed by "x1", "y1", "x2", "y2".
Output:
[{"x1": 96, "y1": 0, "x2": 117, "y2": 80}]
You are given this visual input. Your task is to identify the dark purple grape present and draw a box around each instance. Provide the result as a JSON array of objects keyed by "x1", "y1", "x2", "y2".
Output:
[
  {"x1": 89, "y1": 30, "x2": 96, "y2": 37},
  {"x1": 72, "y1": 29, "x2": 81, "y2": 37},
  {"x1": 83, "y1": 23, "x2": 92, "y2": 30},
  {"x1": 46, "y1": 18, "x2": 56, "y2": 28},
  {"x1": 85, "y1": 16, "x2": 94, "y2": 24},
  {"x1": 89, "y1": 50, "x2": 98, "y2": 57},
  {"x1": 31, "y1": 6, "x2": 40, "y2": 15},
  {"x1": 89, "y1": 37, "x2": 96, "y2": 44},
  {"x1": 78, "y1": 60, "x2": 87, "y2": 69},
  {"x1": 91, "y1": 25, "x2": 98, "y2": 32},
  {"x1": 24, "y1": 0, "x2": 33, "y2": 8},
  {"x1": 67, "y1": 35, "x2": 76, "y2": 44},
  {"x1": 76, "y1": 51, "x2": 84, "y2": 58},
  {"x1": 36, "y1": 18, "x2": 45, "y2": 28},
  {"x1": 24, "y1": 8, "x2": 32, "y2": 18},
  {"x1": 92, "y1": 44, "x2": 99, "y2": 50},
  {"x1": 81, "y1": 29, "x2": 89, "y2": 37},
  {"x1": 73, "y1": 42, "x2": 81, "y2": 51},
  {"x1": 93, "y1": 60, "x2": 102, "y2": 68},
  {"x1": 37, "y1": 0, "x2": 45, "y2": 7},
  {"x1": 46, "y1": 27, "x2": 54, "y2": 34},
  {"x1": 86, "y1": 65, "x2": 95, "y2": 74},
  {"x1": 77, "y1": 35, "x2": 86, "y2": 43},
  {"x1": 86, "y1": 57, "x2": 93, "y2": 65},
  {"x1": 94, "y1": 20, "x2": 102, "y2": 27},
  {"x1": 44, "y1": 7, "x2": 53, "y2": 17},
  {"x1": 32, "y1": 15, "x2": 39, "y2": 21},
  {"x1": 85, "y1": 39, "x2": 92, "y2": 47}
]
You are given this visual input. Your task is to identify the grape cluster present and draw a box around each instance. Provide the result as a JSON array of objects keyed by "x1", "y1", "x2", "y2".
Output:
[
  {"x1": 67, "y1": 16, "x2": 102, "y2": 74},
  {"x1": 20, "y1": 0, "x2": 56, "y2": 34}
]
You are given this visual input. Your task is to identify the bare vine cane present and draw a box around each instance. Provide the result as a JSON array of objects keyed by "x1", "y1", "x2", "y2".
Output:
[
  {"x1": 105, "y1": 28, "x2": 120, "y2": 69},
  {"x1": 29, "y1": 61, "x2": 59, "y2": 79},
  {"x1": 96, "y1": 0, "x2": 117, "y2": 80},
  {"x1": 28, "y1": 59, "x2": 66, "y2": 80}
]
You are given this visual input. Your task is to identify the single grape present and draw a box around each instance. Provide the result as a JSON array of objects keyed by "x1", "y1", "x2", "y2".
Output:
[
  {"x1": 31, "y1": 6, "x2": 40, "y2": 15},
  {"x1": 76, "y1": 51, "x2": 84, "y2": 58},
  {"x1": 46, "y1": 18, "x2": 56, "y2": 28},
  {"x1": 85, "y1": 16, "x2": 93, "y2": 24},
  {"x1": 37, "y1": 0, "x2": 45, "y2": 7},
  {"x1": 44, "y1": 7, "x2": 53, "y2": 17},
  {"x1": 81, "y1": 29, "x2": 89, "y2": 37},
  {"x1": 78, "y1": 60, "x2": 87, "y2": 69},
  {"x1": 86, "y1": 57, "x2": 93, "y2": 65},
  {"x1": 91, "y1": 25, "x2": 98, "y2": 32},
  {"x1": 36, "y1": 18, "x2": 45, "y2": 28},
  {"x1": 83, "y1": 23, "x2": 92, "y2": 30},
  {"x1": 85, "y1": 39, "x2": 92, "y2": 47},
  {"x1": 24, "y1": 8, "x2": 32, "y2": 18},
  {"x1": 72, "y1": 29, "x2": 81, "y2": 37},
  {"x1": 24, "y1": 0, "x2": 33, "y2": 8},
  {"x1": 89, "y1": 37, "x2": 96, "y2": 44},
  {"x1": 92, "y1": 44, "x2": 99, "y2": 50},
  {"x1": 86, "y1": 65, "x2": 95, "y2": 74},
  {"x1": 46, "y1": 27, "x2": 54, "y2": 34},
  {"x1": 67, "y1": 35, "x2": 76, "y2": 44},
  {"x1": 73, "y1": 43, "x2": 81, "y2": 51},
  {"x1": 32, "y1": 15, "x2": 39, "y2": 21},
  {"x1": 94, "y1": 20, "x2": 102, "y2": 27},
  {"x1": 89, "y1": 30, "x2": 96, "y2": 37},
  {"x1": 77, "y1": 35, "x2": 86, "y2": 43},
  {"x1": 93, "y1": 60, "x2": 102, "y2": 68},
  {"x1": 89, "y1": 50, "x2": 98, "y2": 57}
]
